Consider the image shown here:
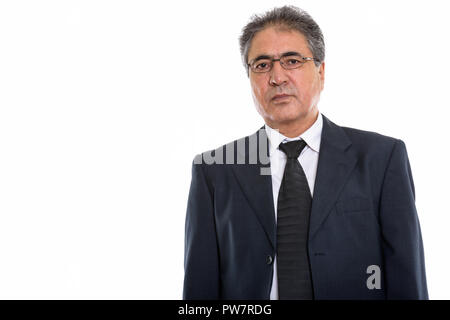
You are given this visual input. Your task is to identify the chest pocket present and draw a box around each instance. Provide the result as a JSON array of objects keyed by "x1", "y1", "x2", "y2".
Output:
[{"x1": 335, "y1": 196, "x2": 372, "y2": 215}]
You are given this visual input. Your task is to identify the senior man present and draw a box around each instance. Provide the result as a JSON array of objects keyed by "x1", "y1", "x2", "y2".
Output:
[{"x1": 183, "y1": 5, "x2": 428, "y2": 300}]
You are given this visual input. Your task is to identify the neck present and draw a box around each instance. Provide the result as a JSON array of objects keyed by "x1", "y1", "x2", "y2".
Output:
[{"x1": 270, "y1": 110, "x2": 319, "y2": 138}]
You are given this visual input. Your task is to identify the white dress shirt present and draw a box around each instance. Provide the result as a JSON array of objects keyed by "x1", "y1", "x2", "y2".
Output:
[{"x1": 264, "y1": 111, "x2": 323, "y2": 300}]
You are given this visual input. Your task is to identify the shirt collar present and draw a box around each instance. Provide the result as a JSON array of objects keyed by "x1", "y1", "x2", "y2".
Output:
[{"x1": 264, "y1": 111, "x2": 323, "y2": 156}]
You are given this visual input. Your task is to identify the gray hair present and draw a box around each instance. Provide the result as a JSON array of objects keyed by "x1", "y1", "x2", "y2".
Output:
[{"x1": 239, "y1": 5, "x2": 325, "y2": 75}]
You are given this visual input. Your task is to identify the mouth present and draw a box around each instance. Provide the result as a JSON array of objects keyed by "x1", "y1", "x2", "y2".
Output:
[{"x1": 271, "y1": 94, "x2": 292, "y2": 102}]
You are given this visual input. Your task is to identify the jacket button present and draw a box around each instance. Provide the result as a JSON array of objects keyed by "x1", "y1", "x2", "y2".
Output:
[{"x1": 266, "y1": 255, "x2": 273, "y2": 265}]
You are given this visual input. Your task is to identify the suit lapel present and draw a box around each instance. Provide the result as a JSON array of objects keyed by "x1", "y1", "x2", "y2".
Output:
[
  {"x1": 309, "y1": 114, "x2": 358, "y2": 239},
  {"x1": 229, "y1": 115, "x2": 358, "y2": 248},
  {"x1": 230, "y1": 127, "x2": 276, "y2": 249}
]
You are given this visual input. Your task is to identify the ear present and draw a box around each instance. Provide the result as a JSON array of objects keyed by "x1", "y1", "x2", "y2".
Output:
[
  {"x1": 318, "y1": 61, "x2": 325, "y2": 78},
  {"x1": 318, "y1": 61, "x2": 325, "y2": 89}
]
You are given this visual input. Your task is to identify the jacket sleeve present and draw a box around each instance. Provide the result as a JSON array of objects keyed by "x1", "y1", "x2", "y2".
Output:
[
  {"x1": 183, "y1": 156, "x2": 220, "y2": 299},
  {"x1": 379, "y1": 139, "x2": 428, "y2": 299}
]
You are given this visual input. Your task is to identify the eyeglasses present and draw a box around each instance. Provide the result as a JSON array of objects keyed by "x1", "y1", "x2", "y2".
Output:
[{"x1": 247, "y1": 54, "x2": 316, "y2": 73}]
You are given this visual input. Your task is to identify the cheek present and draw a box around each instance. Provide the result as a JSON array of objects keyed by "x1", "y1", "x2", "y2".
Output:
[
  {"x1": 294, "y1": 77, "x2": 319, "y2": 100},
  {"x1": 251, "y1": 81, "x2": 268, "y2": 102}
]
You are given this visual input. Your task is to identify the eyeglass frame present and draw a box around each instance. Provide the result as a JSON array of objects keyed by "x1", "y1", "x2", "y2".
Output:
[{"x1": 247, "y1": 52, "x2": 316, "y2": 73}]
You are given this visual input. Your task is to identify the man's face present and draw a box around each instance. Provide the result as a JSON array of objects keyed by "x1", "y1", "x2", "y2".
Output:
[{"x1": 247, "y1": 26, "x2": 325, "y2": 129}]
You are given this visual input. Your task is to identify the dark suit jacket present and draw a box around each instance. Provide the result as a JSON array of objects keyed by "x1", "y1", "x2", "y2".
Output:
[{"x1": 183, "y1": 114, "x2": 428, "y2": 299}]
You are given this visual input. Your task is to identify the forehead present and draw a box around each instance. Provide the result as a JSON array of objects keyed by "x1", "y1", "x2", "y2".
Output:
[{"x1": 247, "y1": 26, "x2": 311, "y2": 60}]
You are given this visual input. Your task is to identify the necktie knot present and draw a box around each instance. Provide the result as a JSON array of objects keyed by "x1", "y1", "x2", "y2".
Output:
[{"x1": 279, "y1": 140, "x2": 307, "y2": 159}]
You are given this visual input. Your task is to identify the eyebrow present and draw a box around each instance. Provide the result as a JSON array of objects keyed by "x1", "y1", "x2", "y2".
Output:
[{"x1": 250, "y1": 51, "x2": 302, "y2": 63}]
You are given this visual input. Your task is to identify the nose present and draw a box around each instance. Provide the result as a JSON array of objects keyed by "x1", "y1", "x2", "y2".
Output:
[{"x1": 269, "y1": 60, "x2": 288, "y2": 86}]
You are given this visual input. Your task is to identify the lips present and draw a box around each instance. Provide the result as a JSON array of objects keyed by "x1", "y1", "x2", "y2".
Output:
[{"x1": 272, "y1": 94, "x2": 292, "y2": 101}]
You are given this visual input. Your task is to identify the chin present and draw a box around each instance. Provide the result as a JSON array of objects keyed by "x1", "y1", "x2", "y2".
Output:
[
  {"x1": 266, "y1": 116, "x2": 299, "y2": 128},
  {"x1": 271, "y1": 109, "x2": 304, "y2": 123}
]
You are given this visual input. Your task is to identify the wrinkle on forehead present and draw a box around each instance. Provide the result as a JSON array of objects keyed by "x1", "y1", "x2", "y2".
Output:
[
  {"x1": 248, "y1": 26, "x2": 310, "y2": 62},
  {"x1": 265, "y1": 23, "x2": 304, "y2": 36}
]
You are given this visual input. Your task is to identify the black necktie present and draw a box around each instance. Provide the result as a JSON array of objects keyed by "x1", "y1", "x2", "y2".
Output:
[{"x1": 277, "y1": 139, "x2": 314, "y2": 299}]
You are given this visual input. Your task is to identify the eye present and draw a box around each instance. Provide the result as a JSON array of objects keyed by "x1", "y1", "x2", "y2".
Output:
[
  {"x1": 286, "y1": 58, "x2": 301, "y2": 65},
  {"x1": 252, "y1": 59, "x2": 271, "y2": 71},
  {"x1": 255, "y1": 61, "x2": 271, "y2": 70},
  {"x1": 256, "y1": 62, "x2": 268, "y2": 69},
  {"x1": 280, "y1": 55, "x2": 306, "y2": 69}
]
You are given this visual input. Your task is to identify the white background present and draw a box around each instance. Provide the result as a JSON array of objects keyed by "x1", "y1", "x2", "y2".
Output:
[{"x1": 0, "y1": 0, "x2": 449, "y2": 299}]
